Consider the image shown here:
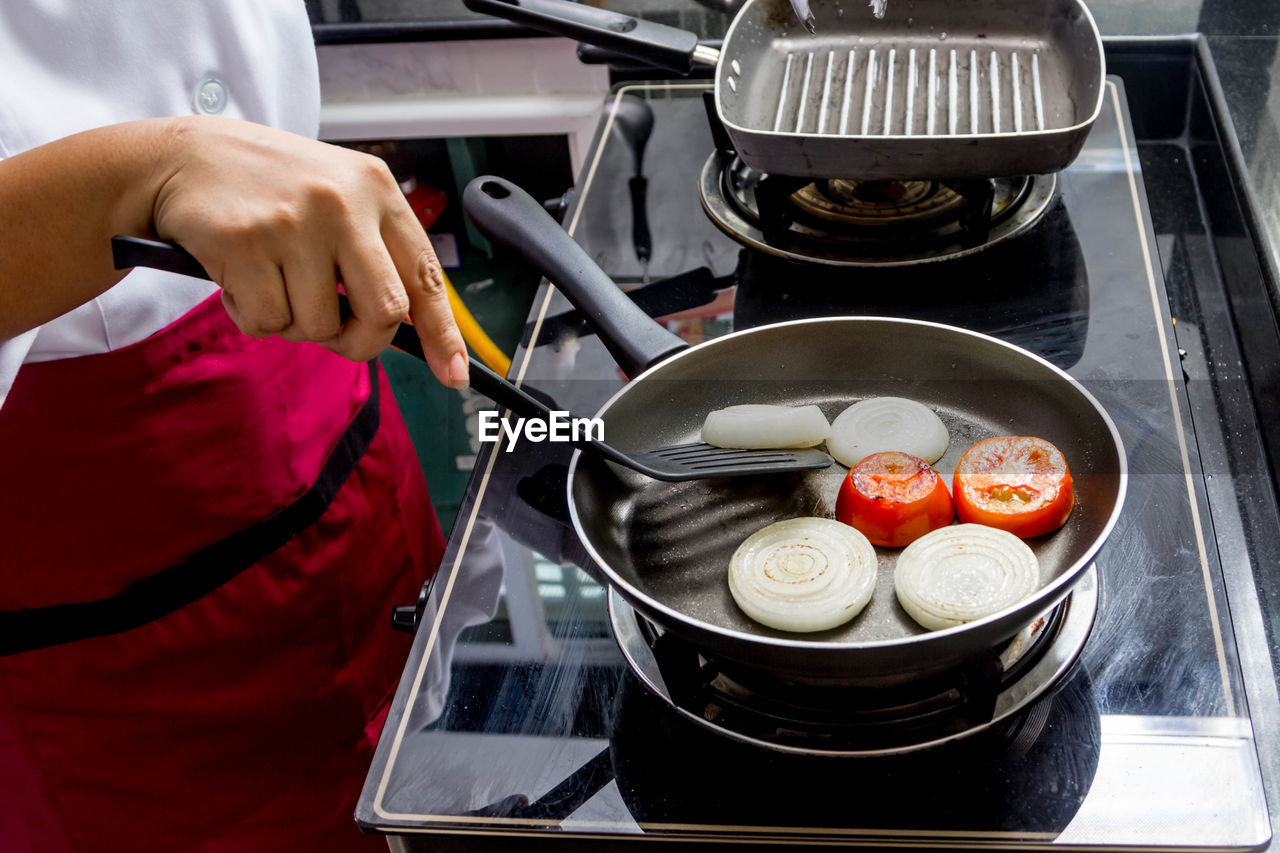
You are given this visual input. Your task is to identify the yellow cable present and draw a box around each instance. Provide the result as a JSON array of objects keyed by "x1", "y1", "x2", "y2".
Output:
[{"x1": 442, "y1": 270, "x2": 512, "y2": 376}]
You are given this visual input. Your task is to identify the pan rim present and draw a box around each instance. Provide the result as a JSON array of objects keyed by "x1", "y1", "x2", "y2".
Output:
[
  {"x1": 713, "y1": 0, "x2": 1107, "y2": 145},
  {"x1": 566, "y1": 314, "x2": 1128, "y2": 652}
]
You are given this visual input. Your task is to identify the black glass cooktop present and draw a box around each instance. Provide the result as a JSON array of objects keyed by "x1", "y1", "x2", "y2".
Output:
[{"x1": 359, "y1": 48, "x2": 1276, "y2": 850}]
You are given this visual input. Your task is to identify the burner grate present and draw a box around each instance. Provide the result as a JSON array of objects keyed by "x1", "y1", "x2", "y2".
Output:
[
  {"x1": 610, "y1": 568, "x2": 1097, "y2": 757},
  {"x1": 701, "y1": 151, "x2": 1054, "y2": 266}
]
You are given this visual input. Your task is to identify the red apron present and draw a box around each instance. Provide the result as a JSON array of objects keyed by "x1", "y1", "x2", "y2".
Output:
[{"x1": 0, "y1": 294, "x2": 444, "y2": 852}]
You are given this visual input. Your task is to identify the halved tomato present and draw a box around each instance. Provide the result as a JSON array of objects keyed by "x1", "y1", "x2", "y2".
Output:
[
  {"x1": 952, "y1": 436, "x2": 1074, "y2": 539},
  {"x1": 835, "y1": 451, "x2": 955, "y2": 548}
]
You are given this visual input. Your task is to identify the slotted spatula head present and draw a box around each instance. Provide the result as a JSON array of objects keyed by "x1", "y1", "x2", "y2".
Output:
[
  {"x1": 624, "y1": 442, "x2": 833, "y2": 481},
  {"x1": 463, "y1": 363, "x2": 835, "y2": 482}
]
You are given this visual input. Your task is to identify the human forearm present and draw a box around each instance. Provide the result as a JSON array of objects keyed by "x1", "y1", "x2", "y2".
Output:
[
  {"x1": 0, "y1": 117, "x2": 180, "y2": 339},
  {"x1": 0, "y1": 115, "x2": 467, "y2": 387}
]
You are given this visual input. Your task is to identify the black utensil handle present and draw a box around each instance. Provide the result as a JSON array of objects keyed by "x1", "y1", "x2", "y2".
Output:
[
  {"x1": 461, "y1": 176, "x2": 687, "y2": 378},
  {"x1": 109, "y1": 235, "x2": 426, "y2": 358},
  {"x1": 462, "y1": 0, "x2": 700, "y2": 75},
  {"x1": 110, "y1": 235, "x2": 643, "y2": 466},
  {"x1": 465, "y1": 364, "x2": 643, "y2": 468},
  {"x1": 465, "y1": 359, "x2": 554, "y2": 422},
  {"x1": 628, "y1": 176, "x2": 652, "y2": 264},
  {"x1": 110, "y1": 235, "x2": 211, "y2": 280}
]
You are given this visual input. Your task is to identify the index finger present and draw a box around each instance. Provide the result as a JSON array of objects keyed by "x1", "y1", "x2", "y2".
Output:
[{"x1": 382, "y1": 208, "x2": 469, "y2": 389}]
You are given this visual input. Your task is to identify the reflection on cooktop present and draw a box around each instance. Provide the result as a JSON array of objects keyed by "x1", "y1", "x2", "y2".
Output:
[
  {"x1": 609, "y1": 665, "x2": 1101, "y2": 832},
  {"x1": 731, "y1": 194, "x2": 1090, "y2": 371}
]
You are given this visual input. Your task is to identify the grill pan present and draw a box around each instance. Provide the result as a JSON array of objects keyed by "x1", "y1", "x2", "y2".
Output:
[{"x1": 463, "y1": 0, "x2": 1105, "y2": 179}]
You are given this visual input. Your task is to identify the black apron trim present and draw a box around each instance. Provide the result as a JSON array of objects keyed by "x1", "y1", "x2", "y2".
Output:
[{"x1": 0, "y1": 360, "x2": 381, "y2": 657}]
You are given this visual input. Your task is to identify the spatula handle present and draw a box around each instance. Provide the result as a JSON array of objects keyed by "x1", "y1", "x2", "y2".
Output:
[
  {"x1": 109, "y1": 235, "x2": 428, "y2": 357},
  {"x1": 109, "y1": 235, "x2": 642, "y2": 467}
]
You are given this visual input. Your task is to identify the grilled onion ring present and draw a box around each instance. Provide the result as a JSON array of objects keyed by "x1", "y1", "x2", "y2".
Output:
[
  {"x1": 728, "y1": 518, "x2": 877, "y2": 633},
  {"x1": 894, "y1": 524, "x2": 1041, "y2": 631},
  {"x1": 827, "y1": 397, "x2": 949, "y2": 468},
  {"x1": 702, "y1": 404, "x2": 832, "y2": 449}
]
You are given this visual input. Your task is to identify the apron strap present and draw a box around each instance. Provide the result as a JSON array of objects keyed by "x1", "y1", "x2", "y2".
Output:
[{"x1": 0, "y1": 361, "x2": 381, "y2": 657}]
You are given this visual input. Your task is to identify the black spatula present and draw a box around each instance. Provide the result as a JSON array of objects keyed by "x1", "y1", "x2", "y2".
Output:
[{"x1": 110, "y1": 236, "x2": 833, "y2": 481}]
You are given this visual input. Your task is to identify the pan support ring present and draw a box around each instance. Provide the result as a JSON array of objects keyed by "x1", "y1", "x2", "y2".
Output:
[
  {"x1": 698, "y1": 151, "x2": 1059, "y2": 268},
  {"x1": 608, "y1": 566, "x2": 1098, "y2": 757}
]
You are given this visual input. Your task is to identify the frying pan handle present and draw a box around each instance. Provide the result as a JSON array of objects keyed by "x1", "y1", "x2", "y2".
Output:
[
  {"x1": 462, "y1": 176, "x2": 688, "y2": 379},
  {"x1": 461, "y1": 0, "x2": 707, "y2": 75}
]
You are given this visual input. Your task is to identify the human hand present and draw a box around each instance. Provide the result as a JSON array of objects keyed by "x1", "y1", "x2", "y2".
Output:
[{"x1": 151, "y1": 116, "x2": 468, "y2": 388}]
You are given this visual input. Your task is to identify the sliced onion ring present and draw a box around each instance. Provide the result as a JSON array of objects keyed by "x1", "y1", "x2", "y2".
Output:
[
  {"x1": 894, "y1": 524, "x2": 1041, "y2": 631},
  {"x1": 827, "y1": 397, "x2": 949, "y2": 468},
  {"x1": 702, "y1": 404, "x2": 831, "y2": 449},
  {"x1": 728, "y1": 518, "x2": 876, "y2": 633}
]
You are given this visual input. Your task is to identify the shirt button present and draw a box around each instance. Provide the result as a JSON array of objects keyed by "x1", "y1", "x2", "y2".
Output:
[{"x1": 193, "y1": 77, "x2": 228, "y2": 115}]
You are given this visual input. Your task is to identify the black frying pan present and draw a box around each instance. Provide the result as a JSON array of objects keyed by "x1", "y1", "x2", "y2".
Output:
[{"x1": 463, "y1": 176, "x2": 1126, "y2": 688}]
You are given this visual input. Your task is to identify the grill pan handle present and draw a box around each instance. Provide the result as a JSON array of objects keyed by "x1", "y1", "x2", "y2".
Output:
[
  {"x1": 462, "y1": 176, "x2": 688, "y2": 379},
  {"x1": 461, "y1": 0, "x2": 710, "y2": 75}
]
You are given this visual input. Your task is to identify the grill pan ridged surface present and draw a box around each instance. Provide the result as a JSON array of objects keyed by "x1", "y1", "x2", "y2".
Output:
[
  {"x1": 717, "y1": 0, "x2": 1105, "y2": 178},
  {"x1": 765, "y1": 44, "x2": 1051, "y2": 137}
]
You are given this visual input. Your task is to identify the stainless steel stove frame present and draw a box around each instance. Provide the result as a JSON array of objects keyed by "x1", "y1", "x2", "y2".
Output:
[{"x1": 361, "y1": 37, "x2": 1280, "y2": 852}]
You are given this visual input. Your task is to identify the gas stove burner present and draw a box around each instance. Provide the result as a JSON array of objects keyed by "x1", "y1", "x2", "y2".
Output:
[
  {"x1": 789, "y1": 179, "x2": 966, "y2": 228},
  {"x1": 699, "y1": 152, "x2": 1058, "y2": 267},
  {"x1": 608, "y1": 567, "x2": 1097, "y2": 757}
]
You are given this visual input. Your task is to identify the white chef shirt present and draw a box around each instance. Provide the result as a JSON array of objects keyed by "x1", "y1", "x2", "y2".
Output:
[{"x1": 0, "y1": 0, "x2": 320, "y2": 408}]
